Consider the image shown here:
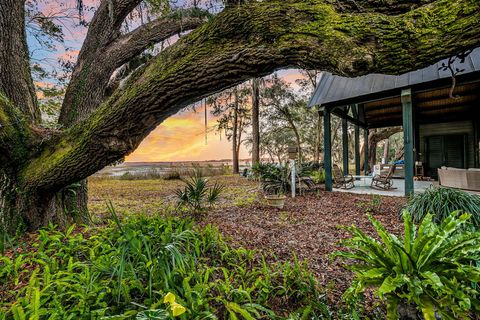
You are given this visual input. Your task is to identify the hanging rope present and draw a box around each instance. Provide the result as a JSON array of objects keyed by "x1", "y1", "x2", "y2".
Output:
[{"x1": 204, "y1": 98, "x2": 208, "y2": 145}]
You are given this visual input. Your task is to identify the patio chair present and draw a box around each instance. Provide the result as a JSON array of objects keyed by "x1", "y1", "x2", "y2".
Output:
[
  {"x1": 298, "y1": 176, "x2": 319, "y2": 191},
  {"x1": 371, "y1": 164, "x2": 397, "y2": 190},
  {"x1": 333, "y1": 164, "x2": 354, "y2": 189}
]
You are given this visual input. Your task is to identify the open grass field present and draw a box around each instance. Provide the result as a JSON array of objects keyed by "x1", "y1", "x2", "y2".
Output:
[
  {"x1": 88, "y1": 175, "x2": 407, "y2": 303},
  {"x1": 88, "y1": 175, "x2": 259, "y2": 217}
]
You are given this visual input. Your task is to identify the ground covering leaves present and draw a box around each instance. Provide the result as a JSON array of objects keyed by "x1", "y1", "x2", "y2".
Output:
[{"x1": 88, "y1": 175, "x2": 406, "y2": 304}]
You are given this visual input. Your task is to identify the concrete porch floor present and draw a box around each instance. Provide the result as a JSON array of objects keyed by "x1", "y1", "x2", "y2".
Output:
[{"x1": 334, "y1": 179, "x2": 437, "y2": 197}]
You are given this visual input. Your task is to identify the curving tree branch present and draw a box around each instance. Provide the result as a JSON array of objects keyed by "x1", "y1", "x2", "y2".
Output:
[
  {"x1": 19, "y1": 0, "x2": 480, "y2": 192},
  {"x1": 59, "y1": 4, "x2": 208, "y2": 125}
]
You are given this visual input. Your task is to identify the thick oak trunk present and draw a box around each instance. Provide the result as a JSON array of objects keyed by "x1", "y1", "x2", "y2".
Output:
[{"x1": 0, "y1": 174, "x2": 89, "y2": 233}]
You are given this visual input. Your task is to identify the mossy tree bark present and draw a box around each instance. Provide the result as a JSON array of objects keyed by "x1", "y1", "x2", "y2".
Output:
[
  {"x1": 1, "y1": 0, "x2": 480, "y2": 232},
  {"x1": 52, "y1": 1, "x2": 206, "y2": 230},
  {"x1": 0, "y1": 0, "x2": 39, "y2": 123},
  {"x1": 1, "y1": 0, "x2": 206, "y2": 233}
]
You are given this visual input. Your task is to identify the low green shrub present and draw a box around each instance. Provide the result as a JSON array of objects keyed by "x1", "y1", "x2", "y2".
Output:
[
  {"x1": 310, "y1": 169, "x2": 325, "y2": 184},
  {"x1": 334, "y1": 211, "x2": 480, "y2": 319},
  {"x1": 252, "y1": 163, "x2": 292, "y2": 195},
  {"x1": 252, "y1": 162, "x2": 323, "y2": 195},
  {"x1": 0, "y1": 208, "x2": 332, "y2": 319},
  {"x1": 405, "y1": 186, "x2": 480, "y2": 228},
  {"x1": 175, "y1": 172, "x2": 224, "y2": 215}
]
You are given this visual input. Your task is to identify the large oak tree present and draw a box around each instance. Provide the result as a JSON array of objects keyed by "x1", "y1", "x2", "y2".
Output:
[{"x1": 1, "y1": 0, "x2": 479, "y2": 232}]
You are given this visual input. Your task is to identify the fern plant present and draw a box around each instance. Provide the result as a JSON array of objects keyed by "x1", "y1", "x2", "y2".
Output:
[
  {"x1": 334, "y1": 211, "x2": 480, "y2": 320},
  {"x1": 175, "y1": 172, "x2": 224, "y2": 214}
]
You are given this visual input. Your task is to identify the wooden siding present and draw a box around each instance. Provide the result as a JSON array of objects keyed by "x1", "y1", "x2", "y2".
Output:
[{"x1": 418, "y1": 121, "x2": 475, "y2": 169}]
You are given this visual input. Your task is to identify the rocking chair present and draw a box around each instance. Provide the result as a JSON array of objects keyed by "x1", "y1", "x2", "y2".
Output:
[
  {"x1": 371, "y1": 164, "x2": 397, "y2": 190},
  {"x1": 333, "y1": 164, "x2": 355, "y2": 189}
]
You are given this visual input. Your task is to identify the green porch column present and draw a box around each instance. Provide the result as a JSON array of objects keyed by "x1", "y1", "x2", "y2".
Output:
[
  {"x1": 324, "y1": 107, "x2": 333, "y2": 191},
  {"x1": 364, "y1": 129, "x2": 369, "y2": 175},
  {"x1": 355, "y1": 125, "x2": 360, "y2": 175},
  {"x1": 353, "y1": 105, "x2": 361, "y2": 175},
  {"x1": 342, "y1": 117, "x2": 349, "y2": 174},
  {"x1": 402, "y1": 88, "x2": 414, "y2": 196},
  {"x1": 474, "y1": 119, "x2": 479, "y2": 168}
]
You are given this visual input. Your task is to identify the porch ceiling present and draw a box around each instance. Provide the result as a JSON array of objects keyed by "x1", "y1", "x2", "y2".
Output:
[
  {"x1": 309, "y1": 48, "x2": 480, "y2": 109},
  {"x1": 364, "y1": 81, "x2": 480, "y2": 128}
]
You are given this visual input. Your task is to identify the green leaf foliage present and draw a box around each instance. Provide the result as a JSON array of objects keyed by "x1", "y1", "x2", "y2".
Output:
[
  {"x1": 334, "y1": 211, "x2": 480, "y2": 319},
  {"x1": 175, "y1": 171, "x2": 224, "y2": 215},
  {"x1": 405, "y1": 186, "x2": 480, "y2": 229},
  {"x1": 0, "y1": 208, "x2": 332, "y2": 319}
]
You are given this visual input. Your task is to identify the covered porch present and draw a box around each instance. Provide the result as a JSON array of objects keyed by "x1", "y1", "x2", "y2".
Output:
[
  {"x1": 309, "y1": 48, "x2": 480, "y2": 196},
  {"x1": 334, "y1": 180, "x2": 435, "y2": 197}
]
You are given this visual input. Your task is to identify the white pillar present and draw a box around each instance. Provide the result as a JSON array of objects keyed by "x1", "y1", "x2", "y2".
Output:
[{"x1": 290, "y1": 159, "x2": 296, "y2": 198}]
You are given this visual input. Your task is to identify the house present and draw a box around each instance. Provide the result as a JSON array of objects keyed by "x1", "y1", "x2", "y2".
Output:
[{"x1": 308, "y1": 48, "x2": 480, "y2": 196}]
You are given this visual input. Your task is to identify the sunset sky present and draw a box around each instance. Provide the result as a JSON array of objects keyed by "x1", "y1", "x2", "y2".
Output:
[
  {"x1": 126, "y1": 104, "x2": 251, "y2": 162},
  {"x1": 29, "y1": 0, "x2": 305, "y2": 162}
]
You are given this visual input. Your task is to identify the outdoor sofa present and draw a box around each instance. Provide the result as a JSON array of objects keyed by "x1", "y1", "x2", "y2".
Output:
[{"x1": 438, "y1": 167, "x2": 480, "y2": 192}]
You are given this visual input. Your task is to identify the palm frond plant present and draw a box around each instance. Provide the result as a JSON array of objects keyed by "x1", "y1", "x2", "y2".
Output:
[
  {"x1": 252, "y1": 163, "x2": 287, "y2": 195},
  {"x1": 175, "y1": 171, "x2": 224, "y2": 215},
  {"x1": 333, "y1": 211, "x2": 480, "y2": 320},
  {"x1": 405, "y1": 186, "x2": 480, "y2": 229}
]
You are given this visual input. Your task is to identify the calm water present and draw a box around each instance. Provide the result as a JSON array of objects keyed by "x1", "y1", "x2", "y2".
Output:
[{"x1": 94, "y1": 161, "x2": 251, "y2": 177}]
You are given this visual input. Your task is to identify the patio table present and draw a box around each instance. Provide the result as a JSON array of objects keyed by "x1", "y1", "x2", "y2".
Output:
[{"x1": 352, "y1": 175, "x2": 372, "y2": 187}]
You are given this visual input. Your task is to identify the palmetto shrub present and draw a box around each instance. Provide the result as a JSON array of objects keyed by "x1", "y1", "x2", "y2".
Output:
[
  {"x1": 405, "y1": 186, "x2": 480, "y2": 228},
  {"x1": 334, "y1": 211, "x2": 480, "y2": 320},
  {"x1": 175, "y1": 172, "x2": 224, "y2": 214}
]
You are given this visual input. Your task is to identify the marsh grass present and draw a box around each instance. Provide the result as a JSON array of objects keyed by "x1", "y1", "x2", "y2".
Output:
[
  {"x1": 87, "y1": 176, "x2": 258, "y2": 218},
  {"x1": 114, "y1": 165, "x2": 231, "y2": 181}
]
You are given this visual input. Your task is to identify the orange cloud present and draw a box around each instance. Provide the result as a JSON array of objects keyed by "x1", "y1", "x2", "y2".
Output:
[
  {"x1": 126, "y1": 106, "x2": 250, "y2": 162},
  {"x1": 34, "y1": 81, "x2": 55, "y2": 99}
]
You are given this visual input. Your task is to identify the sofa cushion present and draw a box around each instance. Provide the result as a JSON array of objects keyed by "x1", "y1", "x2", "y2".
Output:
[{"x1": 438, "y1": 168, "x2": 480, "y2": 191}]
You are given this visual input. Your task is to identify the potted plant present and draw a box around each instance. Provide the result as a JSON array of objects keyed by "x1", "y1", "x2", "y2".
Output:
[
  {"x1": 253, "y1": 163, "x2": 289, "y2": 209},
  {"x1": 264, "y1": 192, "x2": 287, "y2": 209}
]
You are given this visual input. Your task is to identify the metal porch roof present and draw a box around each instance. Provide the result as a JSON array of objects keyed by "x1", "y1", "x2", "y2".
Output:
[{"x1": 308, "y1": 48, "x2": 480, "y2": 108}]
